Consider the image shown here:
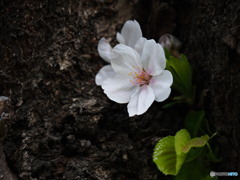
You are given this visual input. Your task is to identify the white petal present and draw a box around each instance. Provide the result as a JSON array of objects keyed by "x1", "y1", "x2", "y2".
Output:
[
  {"x1": 95, "y1": 65, "x2": 115, "y2": 86},
  {"x1": 149, "y1": 70, "x2": 173, "y2": 102},
  {"x1": 97, "y1": 38, "x2": 112, "y2": 63},
  {"x1": 153, "y1": 87, "x2": 171, "y2": 102},
  {"x1": 116, "y1": 32, "x2": 125, "y2": 44},
  {"x1": 111, "y1": 44, "x2": 142, "y2": 74},
  {"x1": 134, "y1": 37, "x2": 147, "y2": 55},
  {"x1": 127, "y1": 86, "x2": 141, "y2": 117},
  {"x1": 117, "y1": 20, "x2": 142, "y2": 48},
  {"x1": 141, "y1": 40, "x2": 166, "y2": 76},
  {"x1": 102, "y1": 74, "x2": 135, "y2": 104},
  {"x1": 127, "y1": 85, "x2": 155, "y2": 117},
  {"x1": 137, "y1": 85, "x2": 155, "y2": 115}
]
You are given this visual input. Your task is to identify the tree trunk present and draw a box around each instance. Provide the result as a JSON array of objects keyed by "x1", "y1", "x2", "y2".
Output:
[{"x1": 1, "y1": 0, "x2": 239, "y2": 179}]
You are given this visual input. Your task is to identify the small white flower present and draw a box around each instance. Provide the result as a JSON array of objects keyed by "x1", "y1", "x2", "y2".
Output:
[
  {"x1": 95, "y1": 20, "x2": 173, "y2": 116},
  {"x1": 95, "y1": 20, "x2": 146, "y2": 86},
  {"x1": 101, "y1": 40, "x2": 173, "y2": 116}
]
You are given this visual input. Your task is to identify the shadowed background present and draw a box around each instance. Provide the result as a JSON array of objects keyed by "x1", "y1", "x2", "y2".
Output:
[{"x1": 0, "y1": 0, "x2": 239, "y2": 179}]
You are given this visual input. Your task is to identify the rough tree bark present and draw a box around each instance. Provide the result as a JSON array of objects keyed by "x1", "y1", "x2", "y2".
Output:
[{"x1": 0, "y1": 0, "x2": 239, "y2": 179}]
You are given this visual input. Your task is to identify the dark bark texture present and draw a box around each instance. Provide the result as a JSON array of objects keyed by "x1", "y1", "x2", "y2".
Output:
[{"x1": 0, "y1": 0, "x2": 239, "y2": 179}]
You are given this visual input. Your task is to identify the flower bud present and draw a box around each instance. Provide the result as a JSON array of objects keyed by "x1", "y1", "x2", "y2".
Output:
[{"x1": 159, "y1": 34, "x2": 181, "y2": 57}]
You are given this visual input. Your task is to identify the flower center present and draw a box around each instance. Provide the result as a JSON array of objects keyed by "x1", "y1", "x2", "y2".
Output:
[{"x1": 128, "y1": 69, "x2": 152, "y2": 85}]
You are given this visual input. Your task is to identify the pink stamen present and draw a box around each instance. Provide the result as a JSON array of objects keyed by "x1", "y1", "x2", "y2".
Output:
[{"x1": 128, "y1": 68, "x2": 152, "y2": 85}]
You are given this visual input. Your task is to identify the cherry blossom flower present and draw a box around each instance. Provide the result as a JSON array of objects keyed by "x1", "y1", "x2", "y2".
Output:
[
  {"x1": 95, "y1": 20, "x2": 146, "y2": 86},
  {"x1": 95, "y1": 20, "x2": 172, "y2": 116},
  {"x1": 101, "y1": 39, "x2": 173, "y2": 116}
]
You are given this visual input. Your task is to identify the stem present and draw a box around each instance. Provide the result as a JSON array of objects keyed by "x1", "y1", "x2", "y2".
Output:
[{"x1": 209, "y1": 132, "x2": 218, "y2": 140}]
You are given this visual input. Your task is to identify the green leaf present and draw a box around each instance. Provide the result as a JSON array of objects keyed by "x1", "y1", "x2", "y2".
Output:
[
  {"x1": 166, "y1": 54, "x2": 193, "y2": 99},
  {"x1": 153, "y1": 129, "x2": 210, "y2": 176},
  {"x1": 185, "y1": 147, "x2": 204, "y2": 163},
  {"x1": 182, "y1": 135, "x2": 209, "y2": 153},
  {"x1": 153, "y1": 136, "x2": 176, "y2": 175},
  {"x1": 164, "y1": 48, "x2": 171, "y2": 60},
  {"x1": 175, "y1": 160, "x2": 217, "y2": 180},
  {"x1": 175, "y1": 129, "x2": 191, "y2": 155},
  {"x1": 153, "y1": 129, "x2": 191, "y2": 175},
  {"x1": 185, "y1": 110, "x2": 205, "y2": 137},
  {"x1": 175, "y1": 129, "x2": 191, "y2": 173}
]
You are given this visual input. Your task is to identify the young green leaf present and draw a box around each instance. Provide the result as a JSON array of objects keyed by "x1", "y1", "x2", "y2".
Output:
[
  {"x1": 185, "y1": 147, "x2": 204, "y2": 163},
  {"x1": 175, "y1": 160, "x2": 217, "y2": 180},
  {"x1": 185, "y1": 110, "x2": 205, "y2": 137},
  {"x1": 175, "y1": 129, "x2": 191, "y2": 155},
  {"x1": 153, "y1": 136, "x2": 176, "y2": 175},
  {"x1": 174, "y1": 129, "x2": 191, "y2": 173},
  {"x1": 182, "y1": 135, "x2": 209, "y2": 153},
  {"x1": 166, "y1": 54, "x2": 193, "y2": 100},
  {"x1": 153, "y1": 129, "x2": 210, "y2": 176},
  {"x1": 153, "y1": 129, "x2": 191, "y2": 175},
  {"x1": 164, "y1": 48, "x2": 171, "y2": 60}
]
